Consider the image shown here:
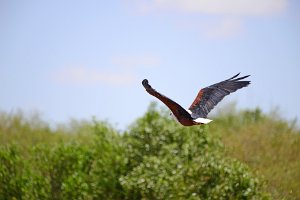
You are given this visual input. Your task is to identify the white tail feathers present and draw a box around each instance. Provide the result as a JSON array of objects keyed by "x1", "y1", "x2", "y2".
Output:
[{"x1": 193, "y1": 118, "x2": 213, "y2": 124}]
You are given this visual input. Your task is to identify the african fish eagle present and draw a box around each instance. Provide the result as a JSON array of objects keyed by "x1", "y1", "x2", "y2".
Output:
[{"x1": 142, "y1": 73, "x2": 250, "y2": 126}]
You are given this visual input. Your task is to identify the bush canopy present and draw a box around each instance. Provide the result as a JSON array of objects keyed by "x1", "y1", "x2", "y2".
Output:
[{"x1": 0, "y1": 104, "x2": 280, "y2": 199}]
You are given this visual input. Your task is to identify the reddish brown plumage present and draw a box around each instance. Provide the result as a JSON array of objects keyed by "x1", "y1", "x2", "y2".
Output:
[
  {"x1": 189, "y1": 90, "x2": 204, "y2": 109},
  {"x1": 142, "y1": 79, "x2": 197, "y2": 126}
]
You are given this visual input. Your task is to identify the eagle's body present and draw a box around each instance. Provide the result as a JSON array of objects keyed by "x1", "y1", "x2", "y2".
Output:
[{"x1": 142, "y1": 73, "x2": 250, "y2": 126}]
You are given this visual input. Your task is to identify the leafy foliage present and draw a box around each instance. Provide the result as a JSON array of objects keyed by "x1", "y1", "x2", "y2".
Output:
[
  {"x1": 120, "y1": 104, "x2": 268, "y2": 199},
  {"x1": 1, "y1": 104, "x2": 299, "y2": 199},
  {"x1": 211, "y1": 107, "x2": 300, "y2": 199},
  {"x1": 0, "y1": 145, "x2": 28, "y2": 199}
]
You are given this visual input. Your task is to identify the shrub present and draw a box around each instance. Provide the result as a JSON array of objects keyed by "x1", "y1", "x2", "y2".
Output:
[
  {"x1": 0, "y1": 105, "x2": 272, "y2": 199},
  {"x1": 120, "y1": 104, "x2": 269, "y2": 199},
  {"x1": 0, "y1": 145, "x2": 28, "y2": 199}
]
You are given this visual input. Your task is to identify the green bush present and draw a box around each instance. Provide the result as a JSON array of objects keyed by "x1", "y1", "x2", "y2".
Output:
[
  {"x1": 120, "y1": 104, "x2": 269, "y2": 200},
  {"x1": 0, "y1": 145, "x2": 28, "y2": 200},
  {"x1": 87, "y1": 121, "x2": 127, "y2": 200},
  {"x1": 211, "y1": 107, "x2": 300, "y2": 199},
  {"x1": 0, "y1": 120, "x2": 127, "y2": 200},
  {"x1": 0, "y1": 105, "x2": 272, "y2": 199},
  {"x1": 33, "y1": 143, "x2": 94, "y2": 200}
]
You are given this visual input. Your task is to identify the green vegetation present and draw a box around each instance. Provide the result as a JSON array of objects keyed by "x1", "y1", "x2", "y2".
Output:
[
  {"x1": 0, "y1": 104, "x2": 299, "y2": 199},
  {"x1": 210, "y1": 107, "x2": 300, "y2": 199}
]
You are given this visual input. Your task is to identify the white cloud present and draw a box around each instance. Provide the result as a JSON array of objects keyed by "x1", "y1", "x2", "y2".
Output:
[
  {"x1": 52, "y1": 66, "x2": 136, "y2": 86},
  {"x1": 129, "y1": 0, "x2": 288, "y2": 16},
  {"x1": 125, "y1": 0, "x2": 288, "y2": 39}
]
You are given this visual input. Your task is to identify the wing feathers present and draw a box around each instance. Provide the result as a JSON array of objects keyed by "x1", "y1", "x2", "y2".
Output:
[
  {"x1": 142, "y1": 79, "x2": 190, "y2": 118},
  {"x1": 233, "y1": 75, "x2": 250, "y2": 81},
  {"x1": 228, "y1": 72, "x2": 240, "y2": 80},
  {"x1": 189, "y1": 73, "x2": 250, "y2": 118}
]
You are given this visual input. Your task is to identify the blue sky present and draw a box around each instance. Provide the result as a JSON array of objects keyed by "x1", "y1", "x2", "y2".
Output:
[{"x1": 1, "y1": 0, "x2": 299, "y2": 129}]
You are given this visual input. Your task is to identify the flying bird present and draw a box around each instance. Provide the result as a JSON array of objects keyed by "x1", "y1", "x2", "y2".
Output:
[{"x1": 142, "y1": 73, "x2": 250, "y2": 126}]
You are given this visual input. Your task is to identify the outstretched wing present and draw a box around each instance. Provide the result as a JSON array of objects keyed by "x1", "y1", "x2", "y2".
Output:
[
  {"x1": 189, "y1": 73, "x2": 250, "y2": 118},
  {"x1": 142, "y1": 79, "x2": 191, "y2": 118}
]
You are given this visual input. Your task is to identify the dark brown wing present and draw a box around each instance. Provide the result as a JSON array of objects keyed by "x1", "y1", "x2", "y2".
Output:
[
  {"x1": 142, "y1": 79, "x2": 191, "y2": 118},
  {"x1": 189, "y1": 73, "x2": 250, "y2": 118}
]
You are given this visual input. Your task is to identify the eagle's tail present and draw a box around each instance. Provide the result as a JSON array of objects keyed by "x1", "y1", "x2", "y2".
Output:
[{"x1": 193, "y1": 118, "x2": 213, "y2": 124}]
